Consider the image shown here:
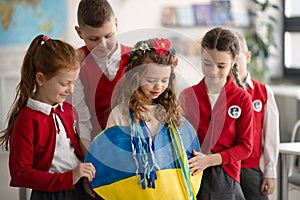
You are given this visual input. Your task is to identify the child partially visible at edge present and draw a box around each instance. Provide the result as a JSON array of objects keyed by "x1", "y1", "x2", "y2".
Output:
[
  {"x1": 180, "y1": 27, "x2": 254, "y2": 200},
  {"x1": 69, "y1": 0, "x2": 131, "y2": 154},
  {"x1": 235, "y1": 31, "x2": 279, "y2": 200},
  {"x1": 84, "y1": 38, "x2": 202, "y2": 199},
  {"x1": 0, "y1": 35, "x2": 95, "y2": 200}
]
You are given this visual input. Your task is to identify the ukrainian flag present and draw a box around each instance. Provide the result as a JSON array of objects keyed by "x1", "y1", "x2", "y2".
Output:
[{"x1": 84, "y1": 118, "x2": 202, "y2": 199}]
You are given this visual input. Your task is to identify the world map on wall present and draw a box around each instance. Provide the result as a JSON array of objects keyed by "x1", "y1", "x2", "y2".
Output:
[{"x1": 0, "y1": 0, "x2": 67, "y2": 46}]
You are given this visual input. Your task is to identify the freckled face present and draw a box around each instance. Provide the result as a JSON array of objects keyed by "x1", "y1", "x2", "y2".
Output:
[{"x1": 140, "y1": 64, "x2": 171, "y2": 102}]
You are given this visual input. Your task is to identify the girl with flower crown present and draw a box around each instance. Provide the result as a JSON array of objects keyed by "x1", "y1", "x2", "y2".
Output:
[{"x1": 84, "y1": 38, "x2": 202, "y2": 199}]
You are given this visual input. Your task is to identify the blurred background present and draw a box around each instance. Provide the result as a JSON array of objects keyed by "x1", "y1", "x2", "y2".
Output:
[{"x1": 1, "y1": 0, "x2": 300, "y2": 199}]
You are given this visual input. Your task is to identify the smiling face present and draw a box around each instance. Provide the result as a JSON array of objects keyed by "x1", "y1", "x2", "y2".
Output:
[
  {"x1": 140, "y1": 64, "x2": 171, "y2": 103},
  {"x1": 202, "y1": 48, "x2": 234, "y2": 90},
  {"x1": 75, "y1": 17, "x2": 118, "y2": 58},
  {"x1": 35, "y1": 68, "x2": 80, "y2": 105}
]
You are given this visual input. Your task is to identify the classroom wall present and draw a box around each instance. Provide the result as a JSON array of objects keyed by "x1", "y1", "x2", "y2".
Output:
[{"x1": 0, "y1": 0, "x2": 283, "y2": 199}]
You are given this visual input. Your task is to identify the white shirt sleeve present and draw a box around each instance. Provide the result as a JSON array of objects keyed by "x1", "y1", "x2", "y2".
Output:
[
  {"x1": 263, "y1": 85, "x2": 280, "y2": 178},
  {"x1": 69, "y1": 78, "x2": 93, "y2": 142}
]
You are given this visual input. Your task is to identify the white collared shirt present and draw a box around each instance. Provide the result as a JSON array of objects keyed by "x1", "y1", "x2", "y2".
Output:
[
  {"x1": 91, "y1": 44, "x2": 121, "y2": 81},
  {"x1": 70, "y1": 44, "x2": 122, "y2": 142},
  {"x1": 27, "y1": 98, "x2": 80, "y2": 173}
]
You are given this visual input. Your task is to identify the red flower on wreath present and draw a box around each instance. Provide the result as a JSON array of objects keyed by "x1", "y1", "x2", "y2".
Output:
[{"x1": 152, "y1": 39, "x2": 171, "y2": 55}]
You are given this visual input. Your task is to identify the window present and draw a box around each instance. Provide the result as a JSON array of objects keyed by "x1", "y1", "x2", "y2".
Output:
[{"x1": 283, "y1": 0, "x2": 300, "y2": 79}]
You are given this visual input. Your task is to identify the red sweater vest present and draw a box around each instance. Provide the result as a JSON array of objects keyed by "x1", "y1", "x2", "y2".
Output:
[
  {"x1": 241, "y1": 78, "x2": 267, "y2": 168},
  {"x1": 79, "y1": 45, "x2": 131, "y2": 138}
]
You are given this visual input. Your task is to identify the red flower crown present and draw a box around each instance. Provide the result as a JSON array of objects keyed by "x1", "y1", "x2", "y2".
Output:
[{"x1": 129, "y1": 38, "x2": 178, "y2": 67}]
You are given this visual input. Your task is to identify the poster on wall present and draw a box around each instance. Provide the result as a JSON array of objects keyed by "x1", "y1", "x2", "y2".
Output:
[
  {"x1": 0, "y1": 0, "x2": 68, "y2": 46},
  {"x1": 0, "y1": 0, "x2": 69, "y2": 71},
  {"x1": 0, "y1": 0, "x2": 69, "y2": 130}
]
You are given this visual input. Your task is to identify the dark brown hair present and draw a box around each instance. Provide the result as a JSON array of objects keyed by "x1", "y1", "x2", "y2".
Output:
[
  {"x1": 0, "y1": 35, "x2": 78, "y2": 150},
  {"x1": 201, "y1": 27, "x2": 244, "y2": 88},
  {"x1": 77, "y1": 0, "x2": 115, "y2": 27}
]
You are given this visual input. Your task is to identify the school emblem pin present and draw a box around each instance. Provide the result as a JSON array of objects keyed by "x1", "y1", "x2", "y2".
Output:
[
  {"x1": 228, "y1": 105, "x2": 241, "y2": 119},
  {"x1": 252, "y1": 100, "x2": 262, "y2": 112}
]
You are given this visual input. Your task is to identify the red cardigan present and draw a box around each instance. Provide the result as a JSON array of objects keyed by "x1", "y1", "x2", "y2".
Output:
[
  {"x1": 79, "y1": 45, "x2": 131, "y2": 138},
  {"x1": 180, "y1": 77, "x2": 254, "y2": 183},
  {"x1": 9, "y1": 102, "x2": 83, "y2": 192}
]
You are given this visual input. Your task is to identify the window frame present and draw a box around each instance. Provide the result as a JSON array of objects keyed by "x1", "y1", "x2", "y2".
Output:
[{"x1": 283, "y1": 0, "x2": 300, "y2": 79}]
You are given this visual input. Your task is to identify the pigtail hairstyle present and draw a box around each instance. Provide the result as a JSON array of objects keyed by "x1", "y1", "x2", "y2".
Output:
[
  {"x1": 201, "y1": 27, "x2": 244, "y2": 88},
  {"x1": 0, "y1": 34, "x2": 78, "y2": 150},
  {"x1": 231, "y1": 62, "x2": 245, "y2": 89}
]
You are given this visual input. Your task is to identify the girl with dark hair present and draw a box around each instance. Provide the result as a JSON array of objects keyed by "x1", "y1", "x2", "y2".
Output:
[{"x1": 181, "y1": 27, "x2": 254, "y2": 200}]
